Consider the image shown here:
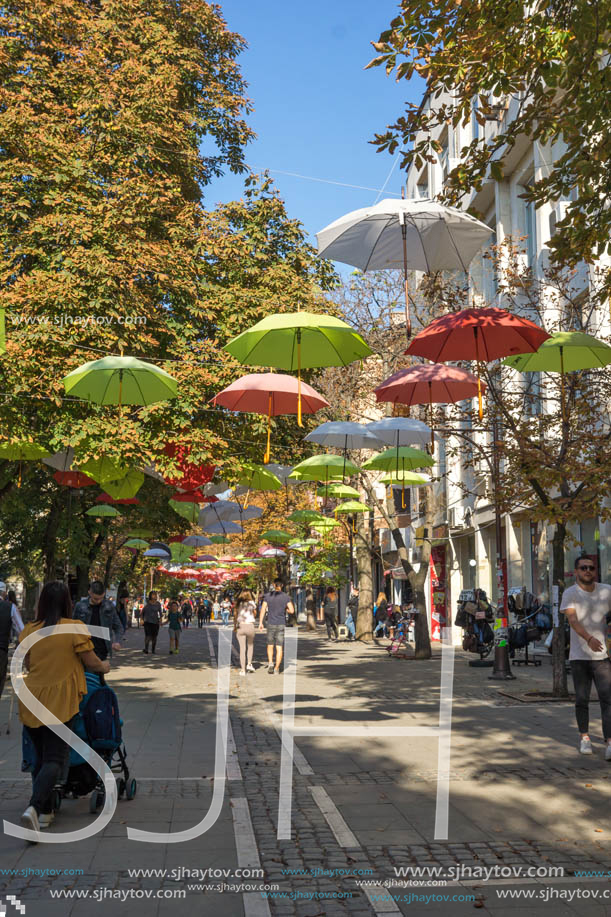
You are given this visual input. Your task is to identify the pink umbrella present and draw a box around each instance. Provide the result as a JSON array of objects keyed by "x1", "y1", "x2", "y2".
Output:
[
  {"x1": 374, "y1": 362, "x2": 486, "y2": 448},
  {"x1": 211, "y1": 372, "x2": 329, "y2": 463}
]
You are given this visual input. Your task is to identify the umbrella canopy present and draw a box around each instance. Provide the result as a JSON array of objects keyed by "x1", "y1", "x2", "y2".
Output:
[
  {"x1": 103, "y1": 469, "x2": 144, "y2": 500},
  {"x1": 182, "y1": 535, "x2": 212, "y2": 547},
  {"x1": 128, "y1": 528, "x2": 155, "y2": 538},
  {"x1": 334, "y1": 500, "x2": 369, "y2": 513},
  {"x1": 379, "y1": 470, "x2": 432, "y2": 486},
  {"x1": 212, "y1": 372, "x2": 329, "y2": 463},
  {"x1": 169, "y1": 499, "x2": 200, "y2": 523},
  {"x1": 316, "y1": 199, "x2": 493, "y2": 337},
  {"x1": 144, "y1": 546, "x2": 172, "y2": 558},
  {"x1": 317, "y1": 482, "x2": 361, "y2": 499},
  {"x1": 124, "y1": 538, "x2": 149, "y2": 548},
  {"x1": 43, "y1": 448, "x2": 75, "y2": 472},
  {"x1": 86, "y1": 504, "x2": 120, "y2": 517},
  {"x1": 208, "y1": 534, "x2": 231, "y2": 544},
  {"x1": 80, "y1": 456, "x2": 128, "y2": 485},
  {"x1": 96, "y1": 492, "x2": 139, "y2": 505},
  {"x1": 258, "y1": 546, "x2": 287, "y2": 557},
  {"x1": 366, "y1": 417, "x2": 432, "y2": 449},
  {"x1": 262, "y1": 464, "x2": 295, "y2": 485},
  {"x1": 170, "y1": 543, "x2": 194, "y2": 564},
  {"x1": 405, "y1": 307, "x2": 550, "y2": 418},
  {"x1": 53, "y1": 470, "x2": 96, "y2": 488},
  {"x1": 170, "y1": 489, "x2": 208, "y2": 503},
  {"x1": 261, "y1": 529, "x2": 293, "y2": 544},
  {"x1": 503, "y1": 330, "x2": 611, "y2": 372},
  {"x1": 63, "y1": 355, "x2": 178, "y2": 406},
  {"x1": 234, "y1": 463, "x2": 282, "y2": 492},
  {"x1": 289, "y1": 509, "x2": 326, "y2": 524},
  {"x1": 311, "y1": 518, "x2": 340, "y2": 533},
  {"x1": 289, "y1": 454, "x2": 360, "y2": 482},
  {"x1": 202, "y1": 520, "x2": 243, "y2": 535},
  {"x1": 304, "y1": 421, "x2": 384, "y2": 451},
  {"x1": 0, "y1": 441, "x2": 50, "y2": 460},
  {"x1": 362, "y1": 446, "x2": 434, "y2": 472},
  {"x1": 199, "y1": 499, "x2": 243, "y2": 523}
]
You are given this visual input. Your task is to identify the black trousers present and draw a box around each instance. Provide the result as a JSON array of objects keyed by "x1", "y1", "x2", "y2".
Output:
[
  {"x1": 570, "y1": 658, "x2": 611, "y2": 739},
  {"x1": 25, "y1": 718, "x2": 74, "y2": 814},
  {"x1": 0, "y1": 648, "x2": 8, "y2": 700},
  {"x1": 143, "y1": 622, "x2": 159, "y2": 650},
  {"x1": 325, "y1": 614, "x2": 338, "y2": 639}
]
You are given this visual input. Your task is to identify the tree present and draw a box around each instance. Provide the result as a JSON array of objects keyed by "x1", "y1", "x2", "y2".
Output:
[{"x1": 367, "y1": 0, "x2": 611, "y2": 284}]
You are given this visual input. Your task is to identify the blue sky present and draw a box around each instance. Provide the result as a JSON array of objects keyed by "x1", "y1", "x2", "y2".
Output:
[{"x1": 206, "y1": 0, "x2": 424, "y2": 245}]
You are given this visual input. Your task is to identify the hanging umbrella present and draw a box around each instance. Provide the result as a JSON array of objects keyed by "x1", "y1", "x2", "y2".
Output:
[
  {"x1": 289, "y1": 509, "x2": 326, "y2": 524},
  {"x1": 317, "y1": 482, "x2": 361, "y2": 500},
  {"x1": 170, "y1": 489, "x2": 208, "y2": 503},
  {"x1": 80, "y1": 456, "x2": 128, "y2": 485},
  {"x1": 170, "y1": 543, "x2": 195, "y2": 564},
  {"x1": 261, "y1": 529, "x2": 293, "y2": 544},
  {"x1": 259, "y1": 546, "x2": 287, "y2": 557},
  {"x1": 0, "y1": 441, "x2": 50, "y2": 460},
  {"x1": 124, "y1": 538, "x2": 149, "y2": 549},
  {"x1": 262, "y1": 464, "x2": 295, "y2": 485},
  {"x1": 86, "y1": 504, "x2": 120, "y2": 517},
  {"x1": 43, "y1": 447, "x2": 75, "y2": 472},
  {"x1": 103, "y1": 469, "x2": 144, "y2": 500},
  {"x1": 334, "y1": 500, "x2": 369, "y2": 513},
  {"x1": 128, "y1": 528, "x2": 155, "y2": 538},
  {"x1": 212, "y1": 372, "x2": 329, "y2": 463},
  {"x1": 63, "y1": 355, "x2": 177, "y2": 406},
  {"x1": 144, "y1": 547, "x2": 172, "y2": 559},
  {"x1": 311, "y1": 518, "x2": 340, "y2": 534},
  {"x1": 224, "y1": 312, "x2": 371, "y2": 425},
  {"x1": 405, "y1": 307, "x2": 550, "y2": 419},
  {"x1": 234, "y1": 463, "x2": 282, "y2": 492},
  {"x1": 96, "y1": 492, "x2": 139, "y2": 505},
  {"x1": 362, "y1": 446, "x2": 434, "y2": 472},
  {"x1": 503, "y1": 330, "x2": 611, "y2": 420},
  {"x1": 182, "y1": 535, "x2": 212, "y2": 547},
  {"x1": 203, "y1": 520, "x2": 243, "y2": 535},
  {"x1": 53, "y1": 470, "x2": 96, "y2": 488},
  {"x1": 305, "y1": 420, "x2": 384, "y2": 451},
  {"x1": 379, "y1": 469, "x2": 432, "y2": 486},
  {"x1": 366, "y1": 417, "x2": 432, "y2": 448},
  {"x1": 208, "y1": 534, "x2": 231, "y2": 544},
  {"x1": 169, "y1": 499, "x2": 200, "y2": 523},
  {"x1": 375, "y1": 362, "x2": 485, "y2": 449},
  {"x1": 289, "y1": 454, "x2": 360, "y2": 482},
  {"x1": 316, "y1": 199, "x2": 493, "y2": 338}
]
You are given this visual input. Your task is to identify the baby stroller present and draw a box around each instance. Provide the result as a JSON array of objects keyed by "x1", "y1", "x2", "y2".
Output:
[{"x1": 22, "y1": 672, "x2": 136, "y2": 815}]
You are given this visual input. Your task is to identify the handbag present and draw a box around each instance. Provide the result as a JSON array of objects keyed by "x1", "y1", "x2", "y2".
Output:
[
  {"x1": 526, "y1": 625, "x2": 541, "y2": 644},
  {"x1": 454, "y1": 607, "x2": 468, "y2": 628},
  {"x1": 462, "y1": 633, "x2": 479, "y2": 653}
]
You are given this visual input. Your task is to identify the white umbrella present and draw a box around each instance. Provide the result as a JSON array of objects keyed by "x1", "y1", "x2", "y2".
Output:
[
  {"x1": 262, "y1": 464, "x2": 296, "y2": 485},
  {"x1": 202, "y1": 520, "x2": 243, "y2": 535},
  {"x1": 305, "y1": 421, "x2": 384, "y2": 451},
  {"x1": 259, "y1": 547, "x2": 286, "y2": 557},
  {"x1": 199, "y1": 502, "x2": 262, "y2": 527},
  {"x1": 42, "y1": 448, "x2": 75, "y2": 472},
  {"x1": 316, "y1": 198, "x2": 493, "y2": 337},
  {"x1": 144, "y1": 547, "x2": 171, "y2": 559},
  {"x1": 182, "y1": 535, "x2": 212, "y2": 547},
  {"x1": 366, "y1": 417, "x2": 432, "y2": 449}
]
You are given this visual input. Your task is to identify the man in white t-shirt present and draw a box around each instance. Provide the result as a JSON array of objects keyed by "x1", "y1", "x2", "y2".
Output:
[{"x1": 560, "y1": 556, "x2": 611, "y2": 759}]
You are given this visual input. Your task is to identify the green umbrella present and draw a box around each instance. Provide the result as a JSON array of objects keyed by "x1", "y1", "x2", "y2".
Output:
[
  {"x1": 128, "y1": 528, "x2": 155, "y2": 538},
  {"x1": 0, "y1": 441, "x2": 50, "y2": 460},
  {"x1": 289, "y1": 454, "x2": 360, "y2": 482},
  {"x1": 80, "y1": 456, "x2": 128, "y2": 485},
  {"x1": 63, "y1": 355, "x2": 178, "y2": 406},
  {"x1": 334, "y1": 500, "x2": 369, "y2": 513},
  {"x1": 288, "y1": 509, "x2": 326, "y2": 524},
  {"x1": 86, "y1": 504, "x2": 120, "y2": 517},
  {"x1": 317, "y1": 482, "x2": 360, "y2": 499},
  {"x1": 234, "y1": 462, "x2": 282, "y2": 492},
  {"x1": 169, "y1": 499, "x2": 200, "y2": 523},
  {"x1": 224, "y1": 312, "x2": 372, "y2": 425},
  {"x1": 104, "y1": 469, "x2": 144, "y2": 500},
  {"x1": 361, "y1": 446, "x2": 434, "y2": 472},
  {"x1": 379, "y1": 469, "x2": 431, "y2": 486},
  {"x1": 170, "y1": 542, "x2": 194, "y2": 563},
  {"x1": 261, "y1": 529, "x2": 293, "y2": 544},
  {"x1": 311, "y1": 517, "x2": 340, "y2": 531},
  {"x1": 208, "y1": 534, "x2": 230, "y2": 544},
  {"x1": 124, "y1": 538, "x2": 149, "y2": 549},
  {"x1": 503, "y1": 330, "x2": 611, "y2": 419}
]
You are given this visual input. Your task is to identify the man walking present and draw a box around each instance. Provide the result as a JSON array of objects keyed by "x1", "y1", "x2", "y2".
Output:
[
  {"x1": 0, "y1": 582, "x2": 24, "y2": 700},
  {"x1": 258, "y1": 579, "x2": 294, "y2": 674},
  {"x1": 73, "y1": 581, "x2": 123, "y2": 669},
  {"x1": 560, "y1": 555, "x2": 611, "y2": 759}
]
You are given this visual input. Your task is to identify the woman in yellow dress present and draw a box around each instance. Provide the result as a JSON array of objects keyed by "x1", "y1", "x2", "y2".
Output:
[{"x1": 18, "y1": 581, "x2": 109, "y2": 835}]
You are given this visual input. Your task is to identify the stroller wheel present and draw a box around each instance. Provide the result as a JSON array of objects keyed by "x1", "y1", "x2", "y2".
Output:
[
  {"x1": 125, "y1": 778, "x2": 137, "y2": 801},
  {"x1": 89, "y1": 789, "x2": 104, "y2": 814},
  {"x1": 117, "y1": 778, "x2": 126, "y2": 798},
  {"x1": 52, "y1": 789, "x2": 62, "y2": 812}
]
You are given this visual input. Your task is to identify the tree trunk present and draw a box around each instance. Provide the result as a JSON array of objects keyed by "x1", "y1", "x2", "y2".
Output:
[
  {"x1": 551, "y1": 521, "x2": 568, "y2": 697},
  {"x1": 392, "y1": 530, "x2": 432, "y2": 659},
  {"x1": 354, "y1": 513, "x2": 373, "y2": 641}
]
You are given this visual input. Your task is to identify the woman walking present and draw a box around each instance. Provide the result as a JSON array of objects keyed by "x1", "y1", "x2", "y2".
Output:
[
  {"x1": 167, "y1": 600, "x2": 182, "y2": 655},
  {"x1": 141, "y1": 591, "x2": 162, "y2": 654},
  {"x1": 18, "y1": 581, "x2": 109, "y2": 835},
  {"x1": 321, "y1": 586, "x2": 339, "y2": 641},
  {"x1": 373, "y1": 591, "x2": 389, "y2": 638},
  {"x1": 234, "y1": 590, "x2": 257, "y2": 676}
]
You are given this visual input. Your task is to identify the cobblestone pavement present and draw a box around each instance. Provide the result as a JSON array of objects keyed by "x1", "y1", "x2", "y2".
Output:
[{"x1": 0, "y1": 623, "x2": 610, "y2": 916}]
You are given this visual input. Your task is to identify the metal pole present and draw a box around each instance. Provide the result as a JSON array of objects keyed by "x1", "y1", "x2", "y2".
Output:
[
  {"x1": 349, "y1": 522, "x2": 354, "y2": 587},
  {"x1": 489, "y1": 415, "x2": 515, "y2": 680}
]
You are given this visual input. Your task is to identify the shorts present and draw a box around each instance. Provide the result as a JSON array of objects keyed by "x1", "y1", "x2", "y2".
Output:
[{"x1": 266, "y1": 624, "x2": 285, "y2": 647}]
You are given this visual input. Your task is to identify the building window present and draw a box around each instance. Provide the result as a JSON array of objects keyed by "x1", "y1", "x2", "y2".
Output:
[
  {"x1": 471, "y1": 97, "x2": 480, "y2": 141},
  {"x1": 519, "y1": 175, "x2": 537, "y2": 267}
]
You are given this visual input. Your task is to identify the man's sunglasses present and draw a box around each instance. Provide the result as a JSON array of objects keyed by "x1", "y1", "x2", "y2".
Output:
[{"x1": 577, "y1": 565, "x2": 595, "y2": 572}]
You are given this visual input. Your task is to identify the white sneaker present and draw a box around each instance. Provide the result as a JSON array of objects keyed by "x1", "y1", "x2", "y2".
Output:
[
  {"x1": 580, "y1": 737, "x2": 593, "y2": 755},
  {"x1": 39, "y1": 812, "x2": 55, "y2": 829},
  {"x1": 246, "y1": 664, "x2": 255, "y2": 673},
  {"x1": 239, "y1": 670, "x2": 246, "y2": 677},
  {"x1": 605, "y1": 744, "x2": 611, "y2": 762},
  {"x1": 20, "y1": 805, "x2": 40, "y2": 834}
]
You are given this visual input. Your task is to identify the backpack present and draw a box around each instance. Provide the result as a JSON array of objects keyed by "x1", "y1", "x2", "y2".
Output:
[{"x1": 82, "y1": 686, "x2": 122, "y2": 749}]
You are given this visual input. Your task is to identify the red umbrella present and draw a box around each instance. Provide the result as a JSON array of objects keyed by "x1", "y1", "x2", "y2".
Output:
[
  {"x1": 170, "y1": 489, "x2": 213, "y2": 503},
  {"x1": 163, "y1": 444, "x2": 215, "y2": 491},
  {"x1": 374, "y1": 363, "x2": 485, "y2": 448},
  {"x1": 405, "y1": 308, "x2": 550, "y2": 419},
  {"x1": 211, "y1": 372, "x2": 329, "y2": 463},
  {"x1": 96, "y1": 492, "x2": 140, "y2": 505},
  {"x1": 53, "y1": 470, "x2": 96, "y2": 488}
]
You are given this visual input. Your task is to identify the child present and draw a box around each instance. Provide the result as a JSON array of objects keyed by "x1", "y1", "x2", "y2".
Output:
[{"x1": 167, "y1": 600, "x2": 182, "y2": 654}]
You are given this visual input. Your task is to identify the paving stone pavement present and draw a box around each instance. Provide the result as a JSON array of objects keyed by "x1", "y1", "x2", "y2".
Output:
[{"x1": 0, "y1": 622, "x2": 610, "y2": 916}]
